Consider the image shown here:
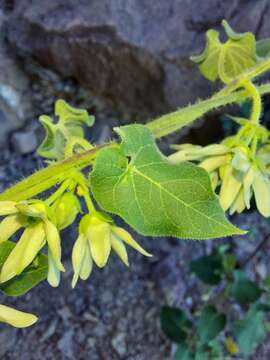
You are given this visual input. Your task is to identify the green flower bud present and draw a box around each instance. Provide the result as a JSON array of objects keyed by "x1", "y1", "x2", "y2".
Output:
[{"x1": 51, "y1": 192, "x2": 81, "y2": 230}]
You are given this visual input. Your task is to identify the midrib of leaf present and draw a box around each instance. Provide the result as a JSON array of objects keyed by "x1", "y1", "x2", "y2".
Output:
[{"x1": 131, "y1": 166, "x2": 231, "y2": 232}]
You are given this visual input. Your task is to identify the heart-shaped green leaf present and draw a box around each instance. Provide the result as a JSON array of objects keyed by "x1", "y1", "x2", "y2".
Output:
[{"x1": 90, "y1": 124, "x2": 245, "y2": 239}]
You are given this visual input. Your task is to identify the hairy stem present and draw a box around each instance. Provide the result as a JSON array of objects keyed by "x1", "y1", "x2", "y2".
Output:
[
  {"x1": 146, "y1": 83, "x2": 270, "y2": 138},
  {"x1": 1, "y1": 83, "x2": 270, "y2": 202},
  {"x1": 0, "y1": 144, "x2": 110, "y2": 202}
]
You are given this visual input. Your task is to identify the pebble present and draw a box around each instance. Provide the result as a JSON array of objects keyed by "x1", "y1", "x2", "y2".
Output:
[
  {"x1": 111, "y1": 332, "x2": 127, "y2": 357},
  {"x1": 57, "y1": 329, "x2": 74, "y2": 359},
  {"x1": 11, "y1": 130, "x2": 38, "y2": 154}
]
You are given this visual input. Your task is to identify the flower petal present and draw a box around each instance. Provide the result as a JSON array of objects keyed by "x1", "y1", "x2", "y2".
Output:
[
  {"x1": 0, "y1": 201, "x2": 18, "y2": 216},
  {"x1": 112, "y1": 227, "x2": 152, "y2": 257},
  {"x1": 253, "y1": 170, "x2": 270, "y2": 217},
  {"x1": 111, "y1": 234, "x2": 129, "y2": 266},
  {"x1": 243, "y1": 166, "x2": 255, "y2": 209},
  {"x1": 47, "y1": 251, "x2": 61, "y2": 287},
  {"x1": 80, "y1": 242, "x2": 93, "y2": 281},
  {"x1": 219, "y1": 165, "x2": 242, "y2": 211},
  {"x1": 72, "y1": 235, "x2": 92, "y2": 288},
  {"x1": 0, "y1": 222, "x2": 45, "y2": 283},
  {"x1": 0, "y1": 304, "x2": 37, "y2": 328},
  {"x1": 200, "y1": 155, "x2": 229, "y2": 172},
  {"x1": 44, "y1": 220, "x2": 65, "y2": 272},
  {"x1": 0, "y1": 215, "x2": 24, "y2": 243},
  {"x1": 87, "y1": 223, "x2": 111, "y2": 268},
  {"x1": 229, "y1": 187, "x2": 246, "y2": 215}
]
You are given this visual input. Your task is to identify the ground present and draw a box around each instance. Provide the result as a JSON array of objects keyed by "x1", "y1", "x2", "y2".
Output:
[{"x1": 1, "y1": 64, "x2": 270, "y2": 360}]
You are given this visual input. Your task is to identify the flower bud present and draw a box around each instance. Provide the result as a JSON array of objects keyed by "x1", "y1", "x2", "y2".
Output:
[{"x1": 52, "y1": 192, "x2": 80, "y2": 230}]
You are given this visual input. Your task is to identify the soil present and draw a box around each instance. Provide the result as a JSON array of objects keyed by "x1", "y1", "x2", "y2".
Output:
[{"x1": 1, "y1": 64, "x2": 270, "y2": 360}]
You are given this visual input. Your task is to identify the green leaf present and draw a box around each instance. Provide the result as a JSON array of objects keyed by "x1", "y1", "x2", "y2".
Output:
[
  {"x1": 55, "y1": 99, "x2": 94, "y2": 127},
  {"x1": 161, "y1": 306, "x2": 192, "y2": 344},
  {"x1": 230, "y1": 271, "x2": 262, "y2": 305},
  {"x1": 90, "y1": 125, "x2": 244, "y2": 239},
  {"x1": 197, "y1": 306, "x2": 226, "y2": 344},
  {"x1": 0, "y1": 241, "x2": 15, "y2": 268},
  {"x1": 0, "y1": 241, "x2": 48, "y2": 296},
  {"x1": 233, "y1": 305, "x2": 266, "y2": 358},
  {"x1": 38, "y1": 99, "x2": 94, "y2": 160},
  {"x1": 191, "y1": 20, "x2": 257, "y2": 84},
  {"x1": 190, "y1": 252, "x2": 223, "y2": 285},
  {"x1": 256, "y1": 38, "x2": 270, "y2": 59},
  {"x1": 194, "y1": 353, "x2": 208, "y2": 360},
  {"x1": 174, "y1": 344, "x2": 194, "y2": 360}
]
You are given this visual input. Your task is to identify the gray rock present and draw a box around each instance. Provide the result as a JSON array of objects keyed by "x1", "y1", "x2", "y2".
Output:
[
  {"x1": 57, "y1": 329, "x2": 74, "y2": 359},
  {"x1": 0, "y1": 9, "x2": 33, "y2": 148},
  {"x1": 111, "y1": 332, "x2": 127, "y2": 357},
  {"x1": 11, "y1": 130, "x2": 38, "y2": 154},
  {"x1": 5, "y1": 0, "x2": 270, "y2": 117},
  {"x1": 0, "y1": 326, "x2": 17, "y2": 358}
]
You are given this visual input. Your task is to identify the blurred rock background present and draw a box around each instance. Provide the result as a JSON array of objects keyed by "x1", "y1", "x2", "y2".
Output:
[{"x1": 0, "y1": 1, "x2": 270, "y2": 359}]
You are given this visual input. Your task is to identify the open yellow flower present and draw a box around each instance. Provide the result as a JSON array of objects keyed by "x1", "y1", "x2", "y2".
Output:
[
  {"x1": 0, "y1": 304, "x2": 37, "y2": 328},
  {"x1": 0, "y1": 200, "x2": 65, "y2": 287},
  {"x1": 72, "y1": 213, "x2": 152, "y2": 287}
]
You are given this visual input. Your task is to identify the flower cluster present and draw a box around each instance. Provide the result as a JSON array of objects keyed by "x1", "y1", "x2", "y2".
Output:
[
  {"x1": 0, "y1": 200, "x2": 65, "y2": 287},
  {"x1": 169, "y1": 131, "x2": 270, "y2": 217},
  {"x1": 72, "y1": 213, "x2": 152, "y2": 287},
  {"x1": 0, "y1": 194, "x2": 152, "y2": 293}
]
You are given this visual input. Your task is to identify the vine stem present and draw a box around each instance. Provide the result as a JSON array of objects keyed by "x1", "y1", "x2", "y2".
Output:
[
  {"x1": 146, "y1": 83, "x2": 270, "y2": 138},
  {"x1": 240, "y1": 79, "x2": 262, "y2": 123},
  {"x1": 0, "y1": 144, "x2": 111, "y2": 202}
]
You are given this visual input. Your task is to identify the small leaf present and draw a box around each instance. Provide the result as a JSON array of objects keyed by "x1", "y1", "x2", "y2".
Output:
[
  {"x1": 38, "y1": 100, "x2": 94, "y2": 160},
  {"x1": 197, "y1": 305, "x2": 226, "y2": 344},
  {"x1": 194, "y1": 352, "x2": 208, "y2": 360},
  {"x1": 190, "y1": 252, "x2": 223, "y2": 285},
  {"x1": 233, "y1": 305, "x2": 266, "y2": 358},
  {"x1": 230, "y1": 271, "x2": 262, "y2": 305},
  {"x1": 174, "y1": 344, "x2": 194, "y2": 360},
  {"x1": 90, "y1": 125, "x2": 244, "y2": 239},
  {"x1": 0, "y1": 241, "x2": 48, "y2": 296},
  {"x1": 161, "y1": 306, "x2": 192, "y2": 343},
  {"x1": 191, "y1": 20, "x2": 257, "y2": 83},
  {"x1": 55, "y1": 99, "x2": 94, "y2": 127},
  {"x1": 256, "y1": 38, "x2": 270, "y2": 59}
]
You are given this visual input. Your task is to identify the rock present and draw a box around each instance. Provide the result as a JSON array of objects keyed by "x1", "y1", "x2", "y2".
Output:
[
  {"x1": 0, "y1": 9, "x2": 33, "y2": 148},
  {"x1": 11, "y1": 130, "x2": 38, "y2": 154},
  {"x1": 4, "y1": 0, "x2": 270, "y2": 117},
  {"x1": 111, "y1": 333, "x2": 127, "y2": 357},
  {"x1": 57, "y1": 329, "x2": 74, "y2": 359},
  {"x1": 0, "y1": 327, "x2": 17, "y2": 358}
]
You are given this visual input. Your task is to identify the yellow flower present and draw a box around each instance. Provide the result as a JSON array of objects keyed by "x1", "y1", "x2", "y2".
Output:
[
  {"x1": 0, "y1": 200, "x2": 65, "y2": 287},
  {"x1": 71, "y1": 213, "x2": 152, "y2": 287},
  {"x1": 225, "y1": 337, "x2": 239, "y2": 355},
  {"x1": 0, "y1": 304, "x2": 37, "y2": 328}
]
